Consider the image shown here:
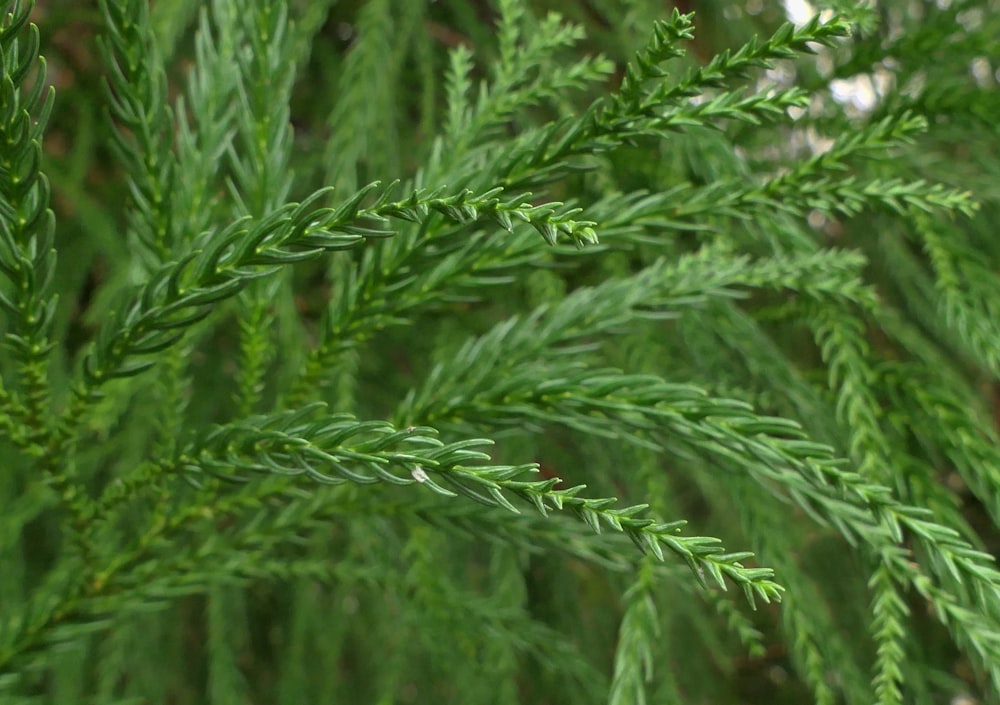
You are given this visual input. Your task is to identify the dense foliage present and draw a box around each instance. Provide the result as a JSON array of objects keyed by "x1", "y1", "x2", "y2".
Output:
[{"x1": 2, "y1": 0, "x2": 999, "y2": 703}]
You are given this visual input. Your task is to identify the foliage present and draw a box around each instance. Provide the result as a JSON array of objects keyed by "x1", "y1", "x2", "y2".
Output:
[{"x1": 1, "y1": 0, "x2": 999, "y2": 702}]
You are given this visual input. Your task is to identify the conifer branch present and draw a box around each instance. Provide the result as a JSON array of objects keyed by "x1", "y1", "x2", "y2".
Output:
[
  {"x1": 0, "y1": 414, "x2": 781, "y2": 677},
  {"x1": 287, "y1": 13, "x2": 872, "y2": 409},
  {"x1": 164, "y1": 407, "x2": 783, "y2": 603},
  {"x1": 69, "y1": 184, "x2": 590, "y2": 408},
  {"x1": 395, "y1": 248, "x2": 872, "y2": 431},
  {"x1": 895, "y1": 369, "x2": 1000, "y2": 530},
  {"x1": 0, "y1": 0, "x2": 56, "y2": 453},
  {"x1": 321, "y1": 0, "x2": 396, "y2": 192},
  {"x1": 609, "y1": 559, "x2": 659, "y2": 705},
  {"x1": 209, "y1": 5, "x2": 298, "y2": 695},
  {"x1": 98, "y1": 0, "x2": 175, "y2": 266},
  {"x1": 494, "y1": 13, "x2": 852, "y2": 190},
  {"x1": 810, "y1": 303, "x2": 1000, "y2": 694},
  {"x1": 229, "y1": 0, "x2": 297, "y2": 416},
  {"x1": 437, "y1": 0, "x2": 613, "y2": 168},
  {"x1": 0, "y1": 0, "x2": 93, "y2": 555},
  {"x1": 602, "y1": 14, "x2": 849, "y2": 136},
  {"x1": 399, "y1": 526, "x2": 608, "y2": 700},
  {"x1": 405, "y1": 295, "x2": 1000, "y2": 690},
  {"x1": 920, "y1": 217, "x2": 1000, "y2": 378},
  {"x1": 729, "y1": 475, "x2": 869, "y2": 703},
  {"x1": 870, "y1": 563, "x2": 908, "y2": 705},
  {"x1": 284, "y1": 186, "x2": 598, "y2": 404},
  {"x1": 143, "y1": 0, "x2": 243, "y2": 464},
  {"x1": 172, "y1": 2, "x2": 241, "y2": 244}
]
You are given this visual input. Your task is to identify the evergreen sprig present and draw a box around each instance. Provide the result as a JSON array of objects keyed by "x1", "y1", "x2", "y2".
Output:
[
  {"x1": 0, "y1": 0, "x2": 55, "y2": 452},
  {"x1": 173, "y1": 407, "x2": 783, "y2": 602},
  {"x1": 98, "y1": 0, "x2": 175, "y2": 266},
  {"x1": 77, "y1": 183, "x2": 593, "y2": 396}
]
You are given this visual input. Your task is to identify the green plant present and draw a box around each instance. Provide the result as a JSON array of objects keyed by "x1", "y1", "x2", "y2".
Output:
[{"x1": 2, "y1": 0, "x2": 999, "y2": 703}]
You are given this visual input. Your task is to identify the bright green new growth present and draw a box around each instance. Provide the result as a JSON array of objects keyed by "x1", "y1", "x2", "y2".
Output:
[{"x1": 1, "y1": 0, "x2": 998, "y2": 703}]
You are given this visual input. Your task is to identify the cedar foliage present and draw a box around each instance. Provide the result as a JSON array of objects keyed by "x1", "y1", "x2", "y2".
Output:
[{"x1": 1, "y1": 0, "x2": 999, "y2": 703}]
